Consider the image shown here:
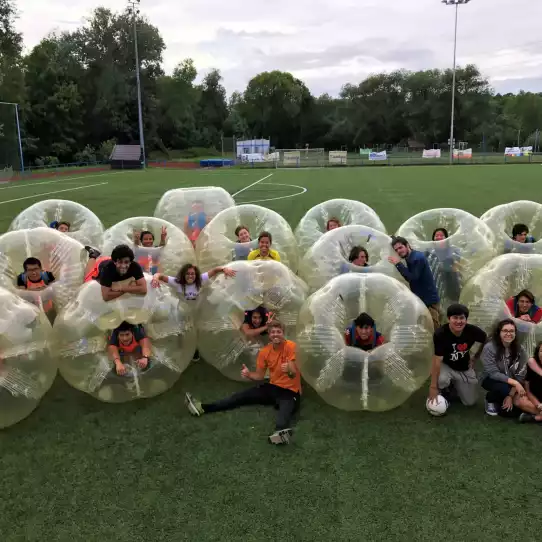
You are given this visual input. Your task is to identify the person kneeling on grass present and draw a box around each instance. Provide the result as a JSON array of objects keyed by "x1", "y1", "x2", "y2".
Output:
[
  {"x1": 480, "y1": 319, "x2": 529, "y2": 417},
  {"x1": 518, "y1": 343, "x2": 542, "y2": 423},
  {"x1": 185, "y1": 320, "x2": 301, "y2": 445},
  {"x1": 108, "y1": 321, "x2": 152, "y2": 376}
]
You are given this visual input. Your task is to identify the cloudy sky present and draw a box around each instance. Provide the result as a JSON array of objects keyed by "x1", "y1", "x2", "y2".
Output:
[{"x1": 16, "y1": 0, "x2": 542, "y2": 96}]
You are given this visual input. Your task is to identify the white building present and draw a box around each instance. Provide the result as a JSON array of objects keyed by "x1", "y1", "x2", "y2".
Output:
[{"x1": 236, "y1": 139, "x2": 270, "y2": 158}]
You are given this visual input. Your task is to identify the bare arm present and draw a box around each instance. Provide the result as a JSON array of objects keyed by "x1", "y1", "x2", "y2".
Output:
[
  {"x1": 207, "y1": 266, "x2": 236, "y2": 279},
  {"x1": 139, "y1": 337, "x2": 152, "y2": 358},
  {"x1": 528, "y1": 358, "x2": 542, "y2": 377},
  {"x1": 430, "y1": 355, "x2": 443, "y2": 389},
  {"x1": 243, "y1": 365, "x2": 266, "y2": 381},
  {"x1": 114, "y1": 277, "x2": 147, "y2": 296},
  {"x1": 101, "y1": 285, "x2": 124, "y2": 301},
  {"x1": 241, "y1": 323, "x2": 268, "y2": 338}
]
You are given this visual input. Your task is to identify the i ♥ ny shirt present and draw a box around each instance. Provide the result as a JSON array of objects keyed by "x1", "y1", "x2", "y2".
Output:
[{"x1": 433, "y1": 323, "x2": 487, "y2": 372}]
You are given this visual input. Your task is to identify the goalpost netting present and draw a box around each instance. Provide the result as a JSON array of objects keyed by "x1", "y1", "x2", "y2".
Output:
[{"x1": 0, "y1": 102, "x2": 21, "y2": 180}]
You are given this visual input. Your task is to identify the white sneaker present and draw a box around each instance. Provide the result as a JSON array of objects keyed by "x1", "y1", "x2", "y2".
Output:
[
  {"x1": 268, "y1": 429, "x2": 292, "y2": 445},
  {"x1": 185, "y1": 392, "x2": 204, "y2": 416},
  {"x1": 485, "y1": 400, "x2": 499, "y2": 416}
]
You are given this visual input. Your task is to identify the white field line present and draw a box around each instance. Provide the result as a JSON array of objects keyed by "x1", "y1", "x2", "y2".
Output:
[
  {"x1": 231, "y1": 173, "x2": 273, "y2": 198},
  {"x1": 0, "y1": 170, "x2": 126, "y2": 191},
  {"x1": 236, "y1": 182, "x2": 307, "y2": 204},
  {"x1": 0, "y1": 182, "x2": 109, "y2": 205}
]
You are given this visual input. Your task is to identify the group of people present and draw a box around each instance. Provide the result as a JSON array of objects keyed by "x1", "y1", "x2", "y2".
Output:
[{"x1": 8, "y1": 210, "x2": 542, "y2": 445}]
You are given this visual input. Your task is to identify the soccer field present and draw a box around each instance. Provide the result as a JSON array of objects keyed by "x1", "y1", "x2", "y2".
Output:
[{"x1": 1, "y1": 164, "x2": 542, "y2": 542}]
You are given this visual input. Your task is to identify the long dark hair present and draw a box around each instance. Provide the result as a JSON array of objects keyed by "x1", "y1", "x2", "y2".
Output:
[
  {"x1": 348, "y1": 246, "x2": 369, "y2": 265},
  {"x1": 175, "y1": 263, "x2": 202, "y2": 292},
  {"x1": 492, "y1": 318, "x2": 519, "y2": 363},
  {"x1": 532, "y1": 342, "x2": 542, "y2": 368},
  {"x1": 432, "y1": 228, "x2": 449, "y2": 240}
]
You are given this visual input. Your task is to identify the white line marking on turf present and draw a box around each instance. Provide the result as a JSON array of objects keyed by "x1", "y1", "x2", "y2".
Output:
[
  {"x1": 231, "y1": 173, "x2": 273, "y2": 198},
  {"x1": 236, "y1": 182, "x2": 307, "y2": 204},
  {"x1": 0, "y1": 170, "x2": 125, "y2": 191},
  {"x1": 0, "y1": 182, "x2": 109, "y2": 205}
]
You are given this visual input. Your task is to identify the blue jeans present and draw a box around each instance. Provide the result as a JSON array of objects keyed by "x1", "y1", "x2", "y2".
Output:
[{"x1": 481, "y1": 377, "x2": 511, "y2": 404}]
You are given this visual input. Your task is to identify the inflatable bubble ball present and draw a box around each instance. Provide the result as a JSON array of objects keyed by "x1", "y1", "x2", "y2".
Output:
[
  {"x1": 0, "y1": 227, "x2": 86, "y2": 313},
  {"x1": 101, "y1": 217, "x2": 195, "y2": 276},
  {"x1": 481, "y1": 200, "x2": 542, "y2": 255},
  {"x1": 294, "y1": 199, "x2": 387, "y2": 256},
  {"x1": 298, "y1": 225, "x2": 405, "y2": 291},
  {"x1": 295, "y1": 273, "x2": 434, "y2": 412},
  {"x1": 53, "y1": 275, "x2": 196, "y2": 402},
  {"x1": 9, "y1": 199, "x2": 104, "y2": 248},
  {"x1": 460, "y1": 253, "x2": 542, "y2": 354},
  {"x1": 0, "y1": 287, "x2": 56, "y2": 429},
  {"x1": 154, "y1": 186, "x2": 235, "y2": 242},
  {"x1": 196, "y1": 260, "x2": 308, "y2": 381},
  {"x1": 396, "y1": 208, "x2": 497, "y2": 308},
  {"x1": 195, "y1": 204, "x2": 299, "y2": 271}
]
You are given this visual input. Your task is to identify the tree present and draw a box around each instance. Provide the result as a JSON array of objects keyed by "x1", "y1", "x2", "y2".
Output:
[
  {"x1": 0, "y1": 0, "x2": 23, "y2": 102},
  {"x1": 197, "y1": 69, "x2": 228, "y2": 147}
]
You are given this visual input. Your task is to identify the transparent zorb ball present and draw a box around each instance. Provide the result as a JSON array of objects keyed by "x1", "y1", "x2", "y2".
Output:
[
  {"x1": 9, "y1": 199, "x2": 104, "y2": 248},
  {"x1": 0, "y1": 227, "x2": 87, "y2": 311},
  {"x1": 54, "y1": 275, "x2": 196, "y2": 402},
  {"x1": 481, "y1": 200, "x2": 542, "y2": 255},
  {"x1": 298, "y1": 225, "x2": 404, "y2": 291},
  {"x1": 0, "y1": 287, "x2": 56, "y2": 428},
  {"x1": 102, "y1": 216, "x2": 195, "y2": 276},
  {"x1": 460, "y1": 253, "x2": 542, "y2": 355},
  {"x1": 295, "y1": 273, "x2": 433, "y2": 412},
  {"x1": 396, "y1": 208, "x2": 496, "y2": 308},
  {"x1": 294, "y1": 199, "x2": 386, "y2": 256},
  {"x1": 196, "y1": 204, "x2": 298, "y2": 272},
  {"x1": 196, "y1": 260, "x2": 308, "y2": 381}
]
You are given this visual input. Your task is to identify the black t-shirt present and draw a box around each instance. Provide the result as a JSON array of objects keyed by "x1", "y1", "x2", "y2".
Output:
[
  {"x1": 526, "y1": 365, "x2": 542, "y2": 400},
  {"x1": 98, "y1": 261, "x2": 144, "y2": 288},
  {"x1": 17, "y1": 271, "x2": 55, "y2": 288},
  {"x1": 433, "y1": 323, "x2": 487, "y2": 372}
]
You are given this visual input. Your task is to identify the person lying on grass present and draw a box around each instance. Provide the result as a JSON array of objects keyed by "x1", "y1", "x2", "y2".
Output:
[{"x1": 185, "y1": 320, "x2": 300, "y2": 445}]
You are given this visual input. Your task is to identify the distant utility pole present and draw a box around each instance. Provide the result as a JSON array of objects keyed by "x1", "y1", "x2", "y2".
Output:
[
  {"x1": 442, "y1": 0, "x2": 471, "y2": 165},
  {"x1": 128, "y1": 0, "x2": 146, "y2": 168},
  {"x1": 0, "y1": 101, "x2": 24, "y2": 173}
]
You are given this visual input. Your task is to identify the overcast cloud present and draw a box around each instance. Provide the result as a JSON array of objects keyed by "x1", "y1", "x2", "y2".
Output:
[{"x1": 16, "y1": 0, "x2": 542, "y2": 96}]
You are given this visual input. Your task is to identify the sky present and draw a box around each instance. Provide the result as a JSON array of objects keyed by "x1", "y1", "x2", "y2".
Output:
[{"x1": 15, "y1": 0, "x2": 542, "y2": 97}]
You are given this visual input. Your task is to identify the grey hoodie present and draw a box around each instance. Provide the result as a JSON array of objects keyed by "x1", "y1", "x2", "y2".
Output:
[{"x1": 480, "y1": 340, "x2": 528, "y2": 383}]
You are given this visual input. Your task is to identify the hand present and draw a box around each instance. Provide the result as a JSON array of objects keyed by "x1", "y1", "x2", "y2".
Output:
[
  {"x1": 160, "y1": 226, "x2": 167, "y2": 240},
  {"x1": 267, "y1": 311, "x2": 275, "y2": 324},
  {"x1": 240, "y1": 364, "x2": 250, "y2": 380},
  {"x1": 281, "y1": 362, "x2": 289, "y2": 374},
  {"x1": 427, "y1": 385, "x2": 439, "y2": 404},
  {"x1": 502, "y1": 396, "x2": 513, "y2": 411},
  {"x1": 519, "y1": 314, "x2": 532, "y2": 322},
  {"x1": 137, "y1": 357, "x2": 149, "y2": 369},
  {"x1": 115, "y1": 360, "x2": 127, "y2": 376},
  {"x1": 151, "y1": 274, "x2": 161, "y2": 288},
  {"x1": 223, "y1": 267, "x2": 236, "y2": 278},
  {"x1": 515, "y1": 383, "x2": 526, "y2": 397},
  {"x1": 111, "y1": 283, "x2": 123, "y2": 292},
  {"x1": 388, "y1": 256, "x2": 400, "y2": 265}
]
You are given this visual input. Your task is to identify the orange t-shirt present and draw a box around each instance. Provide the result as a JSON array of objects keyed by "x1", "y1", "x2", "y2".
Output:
[{"x1": 256, "y1": 339, "x2": 301, "y2": 394}]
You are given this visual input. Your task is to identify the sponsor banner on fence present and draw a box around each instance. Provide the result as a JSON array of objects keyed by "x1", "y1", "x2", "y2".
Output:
[
  {"x1": 369, "y1": 151, "x2": 387, "y2": 161},
  {"x1": 283, "y1": 151, "x2": 300, "y2": 165},
  {"x1": 453, "y1": 148, "x2": 473, "y2": 159},
  {"x1": 329, "y1": 150, "x2": 348, "y2": 165},
  {"x1": 505, "y1": 146, "x2": 533, "y2": 157},
  {"x1": 359, "y1": 148, "x2": 372, "y2": 156},
  {"x1": 422, "y1": 149, "x2": 441, "y2": 159}
]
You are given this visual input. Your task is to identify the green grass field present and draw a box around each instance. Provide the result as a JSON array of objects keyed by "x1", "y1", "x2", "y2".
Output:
[{"x1": 2, "y1": 164, "x2": 542, "y2": 542}]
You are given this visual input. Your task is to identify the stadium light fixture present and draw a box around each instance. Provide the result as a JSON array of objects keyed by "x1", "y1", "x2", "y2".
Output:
[
  {"x1": 128, "y1": 0, "x2": 146, "y2": 168},
  {"x1": 0, "y1": 100, "x2": 25, "y2": 173},
  {"x1": 442, "y1": 0, "x2": 471, "y2": 164}
]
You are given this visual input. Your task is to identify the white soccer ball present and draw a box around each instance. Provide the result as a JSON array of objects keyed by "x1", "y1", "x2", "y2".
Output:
[{"x1": 426, "y1": 395, "x2": 449, "y2": 416}]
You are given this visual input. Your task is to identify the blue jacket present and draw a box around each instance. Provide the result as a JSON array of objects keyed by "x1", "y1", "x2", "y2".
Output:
[{"x1": 395, "y1": 249, "x2": 440, "y2": 306}]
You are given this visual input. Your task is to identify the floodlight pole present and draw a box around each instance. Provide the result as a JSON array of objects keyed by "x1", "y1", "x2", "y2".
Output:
[
  {"x1": 128, "y1": 0, "x2": 146, "y2": 168},
  {"x1": 443, "y1": 0, "x2": 471, "y2": 165},
  {"x1": 0, "y1": 100, "x2": 24, "y2": 173}
]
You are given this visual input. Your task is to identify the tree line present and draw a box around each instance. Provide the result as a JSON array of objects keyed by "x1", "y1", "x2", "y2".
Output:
[{"x1": 1, "y1": 2, "x2": 541, "y2": 167}]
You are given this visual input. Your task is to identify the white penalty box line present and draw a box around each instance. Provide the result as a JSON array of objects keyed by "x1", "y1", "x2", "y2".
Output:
[{"x1": 0, "y1": 182, "x2": 109, "y2": 205}]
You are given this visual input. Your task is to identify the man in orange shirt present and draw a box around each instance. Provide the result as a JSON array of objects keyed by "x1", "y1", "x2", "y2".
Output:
[{"x1": 185, "y1": 321, "x2": 301, "y2": 445}]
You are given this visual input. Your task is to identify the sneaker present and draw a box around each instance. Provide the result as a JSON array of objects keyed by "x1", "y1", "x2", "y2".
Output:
[
  {"x1": 485, "y1": 400, "x2": 499, "y2": 417},
  {"x1": 519, "y1": 413, "x2": 536, "y2": 423},
  {"x1": 85, "y1": 246, "x2": 101, "y2": 259},
  {"x1": 268, "y1": 428, "x2": 292, "y2": 445},
  {"x1": 185, "y1": 392, "x2": 204, "y2": 416}
]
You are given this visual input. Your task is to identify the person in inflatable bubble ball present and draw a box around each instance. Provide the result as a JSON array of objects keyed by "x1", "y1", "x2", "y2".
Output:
[
  {"x1": 241, "y1": 306, "x2": 273, "y2": 341},
  {"x1": 505, "y1": 224, "x2": 537, "y2": 254},
  {"x1": 247, "y1": 231, "x2": 281, "y2": 262},
  {"x1": 233, "y1": 225, "x2": 252, "y2": 261},
  {"x1": 388, "y1": 236, "x2": 440, "y2": 330},
  {"x1": 98, "y1": 244, "x2": 147, "y2": 302},
  {"x1": 132, "y1": 227, "x2": 167, "y2": 274},
  {"x1": 16, "y1": 257, "x2": 56, "y2": 313},
  {"x1": 428, "y1": 303, "x2": 487, "y2": 409},
  {"x1": 326, "y1": 217, "x2": 341, "y2": 231},
  {"x1": 185, "y1": 320, "x2": 300, "y2": 445},
  {"x1": 506, "y1": 289, "x2": 542, "y2": 324},
  {"x1": 184, "y1": 200, "x2": 209, "y2": 247},
  {"x1": 344, "y1": 312, "x2": 386, "y2": 351},
  {"x1": 108, "y1": 320, "x2": 152, "y2": 376},
  {"x1": 50, "y1": 221, "x2": 71, "y2": 233}
]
